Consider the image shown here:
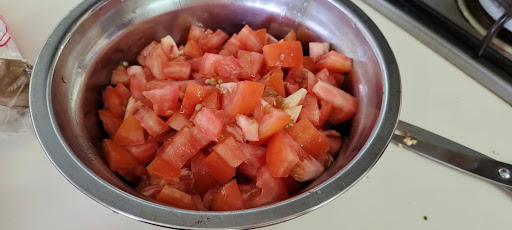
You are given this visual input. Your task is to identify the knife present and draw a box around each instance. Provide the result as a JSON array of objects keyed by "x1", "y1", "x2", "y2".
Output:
[{"x1": 391, "y1": 120, "x2": 512, "y2": 189}]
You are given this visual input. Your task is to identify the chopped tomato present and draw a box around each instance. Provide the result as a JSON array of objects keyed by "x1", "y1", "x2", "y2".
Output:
[
  {"x1": 114, "y1": 115, "x2": 145, "y2": 145},
  {"x1": 192, "y1": 107, "x2": 225, "y2": 140},
  {"x1": 202, "y1": 185, "x2": 220, "y2": 210},
  {"x1": 265, "y1": 33, "x2": 279, "y2": 45},
  {"x1": 125, "y1": 142, "x2": 159, "y2": 166},
  {"x1": 283, "y1": 30, "x2": 296, "y2": 41},
  {"x1": 266, "y1": 131, "x2": 301, "y2": 177},
  {"x1": 103, "y1": 139, "x2": 146, "y2": 182},
  {"x1": 219, "y1": 34, "x2": 241, "y2": 57},
  {"x1": 98, "y1": 109, "x2": 123, "y2": 139},
  {"x1": 188, "y1": 57, "x2": 202, "y2": 73},
  {"x1": 263, "y1": 41, "x2": 303, "y2": 68},
  {"x1": 312, "y1": 80, "x2": 357, "y2": 124},
  {"x1": 315, "y1": 68, "x2": 337, "y2": 87},
  {"x1": 134, "y1": 107, "x2": 169, "y2": 137},
  {"x1": 283, "y1": 176, "x2": 304, "y2": 195},
  {"x1": 258, "y1": 108, "x2": 291, "y2": 141},
  {"x1": 302, "y1": 56, "x2": 317, "y2": 73},
  {"x1": 145, "y1": 79, "x2": 174, "y2": 90},
  {"x1": 166, "y1": 168, "x2": 195, "y2": 193},
  {"x1": 285, "y1": 67, "x2": 309, "y2": 88},
  {"x1": 198, "y1": 53, "x2": 222, "y2": 75},
  {"x1": 143, "y1": 66, "x2": 156, "y2": 81},
  {"x1": 290, "y1": 148, "x2": 325, "y2": 182},
  {"x1": 156, "y1": 186, "x2": 198, "y2": 210},
  {"x1": 315, "y1": 50, "x2": 353, "y2": 73},
  {"x1": 142, "y1": 85, "x2": 180, "y2": 116},
  {"x1": 197, "y1": 29, "x2": 229, "y2": 51},
  {"x1": 167, "y1": 112, "x2": 190, "y2": 131},
  {"x1": 211, "y1": 179, "x2": 243, "y2": 211},
  {"x1": 251, "y1": 166, "x2": 288, "y2": 207},
  {"x1": 320, "y1": 130, "x2": 342, "y2": 157},
  {"x1": 309, "y1": 42, "x2": 329, "y2": 61},
  {"x1": 254, "y1": 29, "x2": 267, "y2": 45},
  {"x1": 180, "y1": 81, "x2": 212, "y2": 115},
  {"x1": 239, "y1": 183, "x2": 261, "y2": 209},
  {"x1": 213, "y1": 137, "x2": 247, "y2": 167},
  {"x1": 145, "y1": 45, "x2": 168, "y2": 79},
  {"x1": 252, "y1": 99, "x2": 271, "y2": 122},
  {"x1": 203, "y1": 152, "x2": 235, "y2": 184},
  {"x1": 201, "y1": 89, "x2": 221, "y2": 110},
  {"x1": 111, "y1": 66, "x2": 130, "y2": 86},
  {"x1": 113, "y1": 83, "x2": 131, "y2": 100},
  {"x1": 162, "y1": 62, "x2": 191, "y2": 81},
  {"x1": 265, "y1": 68, "x2": 286, "y2": 97},
  {"x1": 192, "y1": 194, "x2": 208, "y2": 211},
  {"x1": 224, "y1": 81, "x2": 265, "y2": 118},
  {"x1": 237, "y1": 142, "x2": 266, "y2": 179},
  {"x1": 103, "y1": 85, "x2": 126, "y2": 117},
  {"x1": 183, "y1": 40, "x2": 203, "y2": 58},
  {"x1": 237, "y1": 50, "x2": 264, "y2": 79},
  {"x1": 158, "y1": 126, "x2": 202, "y2": 169},
  {"x1": 237, "y1": 25, "x2": 263, "y2": 52},
  {"x1": 286, "y1": 119, "x2": 329, "y2": 162},
  {"x1": 224, "y1": 124, "x2": 245, "y2": 143},
  {"x1": 318, "y1": 101, "x2": 333, "y2": 127},
  {"x1": 147, "y1": 157, "x2": 181, "y2": 184},
  {"x1": 298, "y1": 95, "x2": 320, "y2": 126},
  {"x1": 216, "y1": 55, "x2": 241, "y2": 77},
  {"x1": 191, "y1": 152, "x2": 219, "y2": 195},
  {"x1": 127, "y1": 66, "x2": 148, "y2": 103},
  {"x1": 161, "y1": 35, "x2": 180, "y2": 59},
  {"x1": 285, "y1": 83, "x2": 300, "y2": 96},
  {"x1": 137, "y1": 41, "x2": 159, "y2": 66},
  {"x1": 235, "y1": 115, "x2": 259, "y2": 142},
  {"x1": 188, "y1": 25, "x2": 205, "y2": 41}
]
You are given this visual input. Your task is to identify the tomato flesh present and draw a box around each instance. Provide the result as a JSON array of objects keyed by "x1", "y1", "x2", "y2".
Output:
[
  {"x1": 114, "y1": 115, "x2": 145, "y2": 145},
  {"x1": 263, "y1": 41, "x2": 303, "y2": 68},
  {"x1": 211, "y1": 179, "x2": 243, "y2": 211},
  {"x1": 266, "y1": 131, "x2": 301, "y2": 177},
  {"x1": 213, "y1": 136, "x2": 247, "y2": 167},
  {"x1": 103, "y1": 139, "x2": 146, "y2": 182},
  {"x1": 156, "y1": 186, "x2": 198, "y2": 210},
  {"x1": 134, "y1": 107, "x2": 169, "y2": 137},
  {"x1": 203, "y1": 152, "x2": 235, "y2": 184},
  {"x1": 286, "y1": 119, "x2": 329, "y2": 162},
  {"x1": 147, "y1": 157, "x2": 181, "y2": 184}
]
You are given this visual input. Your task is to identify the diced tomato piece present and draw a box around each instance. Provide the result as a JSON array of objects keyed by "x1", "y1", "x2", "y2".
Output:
[
  {"x1": 235, "y1": 115, "x2": 259, "y2": 142},
  {"x1": 265, "y1": 67, "x2": 285, "y2": 97},
  {"x1": 302, "y1": 56, "x2": 317, "y2": 73},
  {"x1": 98, "y1": 109, "x2": 123, "y2": 139},
  {"x1": 224, "y1": 81, "x2": 265, "y2": 118},
  {"x1": 192, "y1": 194, "x2": 208, "y2": 211},
  {"x1": 162, "y1": 62, "x2": 191, "y2": 81},
  {"x1": 213, "y1": 137, "x2": 246, "y2": 167},
  {"x1": 147, "y1": 157, "x2": 181, "y2": 184},
  {"x1": 188, "y1": 25, "x2": 205, "y2": 41},
  {"x1": 127, "y1": 66, "x2": 148, "y2": 103},
  {"x1": 191, "y1": 152, "x2": 219, "y2": 195},
  {"x1": 315, "y1": 50, "x2": 353, "y2": 73},
  {"x1": 188, "y1": 57, "x2": 202, "y2": 73},
  {"x1": 143, "y1": 66, "x2": 156, "y2": 81},
  {"x1": 265, "y1": 33, "x2": 278, "y2": 45},
  {"x1": 290, "y1": 149, "x2": 324, "y2": 182},
  {"x1": 145, "y1": 79, "x2": 174, "y2": 90},
  {"x1": 219, "y1": 34, "x2": 241, "y2": 57},
  {"x1": 238, "y1": 25, "x2": 264, "y2": 52},
  {"x1": 125, "y1": 142, "x2": 159, "y2": 166},
  {"x1": 320, "y1": 130, "x2": 343, "y2": 157},
  {"x1": 103, "y1": 139, "x2": 146, "y2": 182},
  {"x1": 166, "y1": 167, "x2": 195, "y2": 193},
  {"x1": 224, "y1": 124, "x2": 245, "y2": 143},
  {"x1": 191, "y1": 126, "x2": 212, "y2": 148},
  {"x1": 156, "y1": 186, "x2": 198, "y2": 210},
  {"x1": 183, "y1": 40, "x2": 204, "y2": 58},
  {"x1": 266, "y1": 131, "x2": 301, "y2": 177},
  {"x1": 134, "y1": 107, "x2": 169, "y2": 137},
  {"x1": 318, "y1": 101, "x2": 333, "y2": 127},
  {"x1": 197, "y1": 29, "x2": 229, "y2": 51},
  {"x1": 239, "y1": 183, "x2": 261, "y2": 209},
  {"x1": 263, "y1": 41, "x2": 303, "y2": 68},
  {"x1": 298, "y1": 95, "x2": 320, "y2": 126},
  {"x1": 123, "y1": 97, "x2": 143, "y2": 119},
  {"x1": 147, "y1": 129, "x2": 175, "y2": 144},
  {"x1": 286, "y1": 119, "x2": 329, "y2": 162},
  {"x1": 309, "y1": 42, "x2": 329, "y2": 61},
  {"x1": 283, "y1": 30, "x2": 296, "y2": 41},
  {"x1": 203, "y1": 152, "x2": 235, "y2": 184},
  {"x1": 103, "y1": 85, "x2": 125, "y2": 117},
  {"x1": 137, "y1": 41, "x2": 159, "y2": 66},
  {"x1": 166, "y1": 113, "x2": 189, "y2": 131},
  {"x1": 285, "y1": 67, "x2": 308, "y2": 88},
  {"x1": 139, "y1": 184, "x2": 164, "y2": 199},
  {"x1": 283, "y1": 176, "x2": 304, "y2": 195},
  {"x1": 161, "y1": 35, "x2": 180, "y2": 59},
  {"x1": 202, "y1": 185, "x2": 220, "y2": 210},
  {"x1": 312, "y1": 80, "x2": 357, "y2": 124},
  {"x1": 113, "y1": 115, "x2": 145, "y2": 145},
  {"x1": 145, "y1": 45, "x2": 168, "y2": 79},
  {"x1": 216, "y1": 55, "x2": 241, "y2": 76},
  {"x1": 315, "y1": 68, "x2": 337, "y2": 87},
  {"x1": 142, "y1": 85, "x2": 180, "y2": 116},
  {"x1": 158, "y1": 126, "x2": 202, "y2": 169},
  {"x1": 251, "y1": 166, "x2": 288, "y2": 207},
  {"x1": 258, "y1": 108, "x2": 291, "y2": 141},
  {"x1": 285, "y1": 83, "x2": 300, "y2": 96},
  {"x1": 198, "y1": 53, "x2": 222, "y2": 75},
  {"x1": 111, "y1": 66, "x2": 130, "y2": 86},
  {"x1": 114, "y1": 83, "x2": 131, "y2": 99},
  {"x1": 237, "y1": 50, "x2": 264, "y2": 79},
  {"x1": 211, "y1": 179, "x2": 243, "y2": 211},
  {"x1": 201, "y1": 89, "x2": 221, "y2": 110},
  {"x1": 236, "y1": 142, "x2": 266, "y2": 179},
  {"x1": 180, "y1": 81, "x2": 212, "y2": 115},
  {"x1": 193, "y1": 107, "x2": 225, "y2": 140},
  {"x1": 254, "y1": 28, "x2": 267, "y2": 45},
  {"x1": 330, "y1": 72, "x2": 345, "y2": 87}
]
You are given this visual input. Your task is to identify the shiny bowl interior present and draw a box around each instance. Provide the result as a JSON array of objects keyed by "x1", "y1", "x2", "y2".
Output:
[{"x1": 30, "y1": 0, "x2": 400, "y2": 228}]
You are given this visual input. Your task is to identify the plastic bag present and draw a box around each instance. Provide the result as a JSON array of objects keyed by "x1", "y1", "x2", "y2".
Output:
[{"x1": 0, "y1": 15, "x2": 32, "y2": 133}]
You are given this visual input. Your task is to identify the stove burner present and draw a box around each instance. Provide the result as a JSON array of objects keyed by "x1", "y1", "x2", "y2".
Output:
[{"x1": 458, "y1": 0, "x2": 512, "y2": 54}]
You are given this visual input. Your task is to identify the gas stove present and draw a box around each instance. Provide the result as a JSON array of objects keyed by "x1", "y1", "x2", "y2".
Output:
[{"x1": 363, "y1": 0, "x2": 512, "y2": 105}]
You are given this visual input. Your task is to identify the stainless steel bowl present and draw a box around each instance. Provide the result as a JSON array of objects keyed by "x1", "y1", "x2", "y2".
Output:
[{"x1": 29, "y1": 0, "x2": 401, "y2": 228}]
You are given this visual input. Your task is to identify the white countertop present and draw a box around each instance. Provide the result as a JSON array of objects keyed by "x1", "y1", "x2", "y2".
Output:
[{"x1": 1, "y1": 0, "x2": 512, "y2": 229}]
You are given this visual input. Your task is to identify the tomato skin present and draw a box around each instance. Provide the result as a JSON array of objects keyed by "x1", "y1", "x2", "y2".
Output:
[
  {"x1": 286, "y1": 119, "x2": 329, "y2": 162},
  {"x1": 103, "y1": 85, "x2": 126, "y2": 117},
  {"x1": 103, "y1": 139, "x2": 147, "y2": 182},
  {"x1": 125, "y1": 142, "x2": 159, "y2": 166},
  {"x1": 98, "y1": 109, "x2": 123, "y2": 139},
  {"x1": 318, "y1": 101, "x2": 333, "y2": 127},
  {"x1": 297, "y1": 95, "x2": 320, "y2": 126},
  {"x1": 237, "y1": 25, "x2": 263, "y2": 52},
  {"x1": 266, "y1": 131, "x2": 301, "y2": 177},
  {"x1": 315, "y1": 50, "x2": 353, "y2": 73},
  {"x1": 258, "y1": 108, "x2": 291, "y2": 141},
  {"x1": 283, "y1": 30, "x2": 296, "y2": 41},
  {"x1": 191, "y1": 152, "x2": 219, "y2": 195},
  {"x1": 113, "y1": 115, "x2": 145, "y2": 145},
  {"x1": 254, "y1": 29, "x2": 267, "y2": 45},
  {"x1": 312, "y1": 80, "x2": 357, "y2": 124},
  {"x1": 213, "y1": 136, "x2": 247, "y2": 167},
  {"x1": 180, "y1": 81, "x2": 212, "y2": 115},
  {"x1": 251, "y1": 166, "x2": 288, "y2": 207},
  {"x1": 156, "y1": 186, "x2": 198, "y2": 210},
  {"x1": 183, "y1": 40, "x2": 203, "y2": 58},
  {"x1": 192, "y1": 107, "x2": 225, "y2": 141},
  {"x1": 162, "y1": 62, "x2": 191, "y2": 81},
  {"x1": 263, "y1": 41, "x2": 303, "y2": 68},
  {"x1": 134, "y1": 107, "x2": 170, "y2": 137},
  {"x1": 203, "y1": 152, "x2": 236, "y2": 184},
  {"x1": 147, "y1": 157, "x2": 181, "y2": 184},
  {"x1": 211, "y1": 179, "x2": 244, "y2": 211},
  {"x1": 224, "y1": 81, "x2": 265, "y2": 118}
]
